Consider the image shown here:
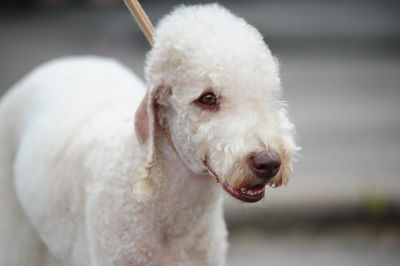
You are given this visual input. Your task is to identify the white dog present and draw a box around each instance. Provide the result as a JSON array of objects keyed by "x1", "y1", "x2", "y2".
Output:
[{"x1": 0, "y1": 4, "x2": 298, "y2": 266}]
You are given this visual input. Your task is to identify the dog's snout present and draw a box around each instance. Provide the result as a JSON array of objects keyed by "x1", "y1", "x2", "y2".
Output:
[{"x1": 249, "y1": 150, "x2": 281, "y2": 180}]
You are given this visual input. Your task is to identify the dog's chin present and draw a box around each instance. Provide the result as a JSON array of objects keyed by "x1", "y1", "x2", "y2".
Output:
[{"x1": 222, "y1": 182, "x2": 265, "y2": 203}]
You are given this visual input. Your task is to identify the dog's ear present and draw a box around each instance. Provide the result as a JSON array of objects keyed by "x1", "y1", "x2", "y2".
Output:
[
  {"x1": 135, "y1": 92, "x2": 153, "y2": 147},
  {"x1": 133, "y1": 86, "x2": 171, "y2": 202},
  {"x1": 135, "y1": 86, "x2": 171, "y2": 155}
]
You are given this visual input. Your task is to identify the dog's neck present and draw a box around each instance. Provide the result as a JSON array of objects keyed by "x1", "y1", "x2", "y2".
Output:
[{"x1": 149, "y1": 130, "x2": 222, "y2": 238}]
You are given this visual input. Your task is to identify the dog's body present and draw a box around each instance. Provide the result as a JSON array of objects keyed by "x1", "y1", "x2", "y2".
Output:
[
  {"x1": 0, "y1": 4, "x2": 298, "y2": 266},
  {"x1": 0, "y1": 56, "x2": 226, "y2": 265}
]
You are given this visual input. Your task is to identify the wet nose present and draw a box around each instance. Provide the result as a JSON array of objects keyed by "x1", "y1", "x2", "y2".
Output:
[{"x1": 248, "y1": 150, "x2": 281, "y2": 180}]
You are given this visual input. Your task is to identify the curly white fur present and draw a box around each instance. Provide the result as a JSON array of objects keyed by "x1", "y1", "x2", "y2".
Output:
[
  {"x1": 146, "y1": 4, "x2": 298, "y2": 188},
  {"x1": 0, "y1": 3, "x2": 298, "y2": 266}
]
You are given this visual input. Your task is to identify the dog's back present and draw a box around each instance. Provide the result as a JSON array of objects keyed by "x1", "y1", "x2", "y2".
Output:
[{"x1": 0, "y1": 56, "x2": 145, "y2": 265}]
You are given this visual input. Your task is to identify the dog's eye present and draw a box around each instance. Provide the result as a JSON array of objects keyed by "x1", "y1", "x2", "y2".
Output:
[{"x1": 198, "y1": 93, "x2": 218, "y2": 106}]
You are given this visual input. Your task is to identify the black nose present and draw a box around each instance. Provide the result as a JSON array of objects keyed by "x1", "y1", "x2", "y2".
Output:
[{"x1": 248, "y1": 150, "x2": 281, "y2": 180}]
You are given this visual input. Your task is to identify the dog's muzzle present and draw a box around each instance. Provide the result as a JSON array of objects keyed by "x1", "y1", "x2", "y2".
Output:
[
  {"x1": 202, "y1": 149, "x2": 281, "y2": 203},
  {"x1": 248, "y1": 150, "x2": 281, "y2": 181}
]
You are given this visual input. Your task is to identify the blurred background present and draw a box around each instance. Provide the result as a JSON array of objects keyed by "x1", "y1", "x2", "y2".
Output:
[{"x1": 1, "y1": 0, "x2": 399, "y2": 265}]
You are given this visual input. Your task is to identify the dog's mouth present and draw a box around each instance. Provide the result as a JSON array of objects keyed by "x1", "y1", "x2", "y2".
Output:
[
  {"x1": 201, "y1": 157, "x2": 265, "y2": 203},
  {"x1": 222, "y1": 183, "x2": 265, "y2": 202}
]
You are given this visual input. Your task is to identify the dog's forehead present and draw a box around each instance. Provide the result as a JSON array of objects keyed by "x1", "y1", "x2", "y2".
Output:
[
  {"x1": 171, "y1": 50, "x2": 281, "y2": 104},
  {"x1": 147, "y1": 4, "x2": 282, "y2": 107},
  {"x1": 152, "y1": 4, "x2": 281, "y2": 99}
]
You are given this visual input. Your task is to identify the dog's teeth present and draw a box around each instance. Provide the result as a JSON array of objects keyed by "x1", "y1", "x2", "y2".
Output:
[
  {"x1": 244, "y1": 189, "x2": 263, "y2": 196},
  {"x1": 240, "y1": 187, "x2": 264, "y2": 196}
]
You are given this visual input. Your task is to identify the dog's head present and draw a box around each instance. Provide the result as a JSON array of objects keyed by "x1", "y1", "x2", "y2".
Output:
[{"x1": 136, "y1": 4, "x2": 299, "y2": 203}]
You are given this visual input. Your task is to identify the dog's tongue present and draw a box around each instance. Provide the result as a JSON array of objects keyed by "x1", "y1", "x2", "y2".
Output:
[{"x1": 241, "y1": 184, "x2": 265, "y2": 193}]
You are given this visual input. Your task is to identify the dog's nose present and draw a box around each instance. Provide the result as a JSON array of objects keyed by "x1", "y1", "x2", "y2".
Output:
[{"x1": 248, "y1": 150, "x2": 281, "y2": 180}]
